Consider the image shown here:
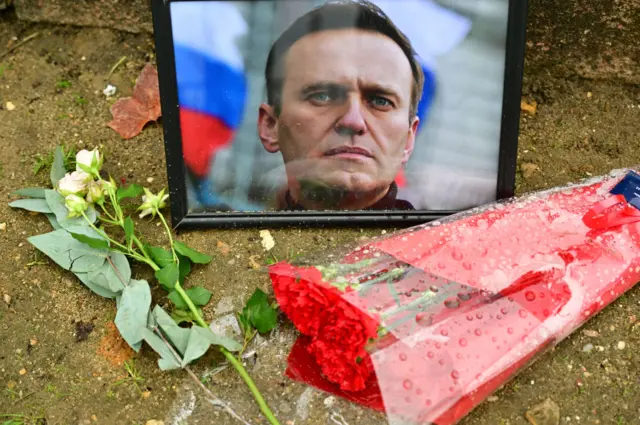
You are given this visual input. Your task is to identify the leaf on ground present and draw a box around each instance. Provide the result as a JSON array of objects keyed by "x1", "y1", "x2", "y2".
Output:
[
  {"x1": 114, "y1": 279, "x2": 152, "y2": 352},
  {"x1": 153, "y1": 305, "x2": 190, "y2": 355},
  {"x1": 146, "y1": 245, "x2": 173, "y2": 268},
  {"x1": 174, "y1": 241, "x2": 212, "y2": 264},
  {"x1": 45, "y1": 213, "x2": 62, "y2": 230},
  {"x1": 45, "y1": 189, "x2": 96, "y2": 230},
  {"x1": 242, "y1": 288, "x2": 277, "y2": 334},
  {"x1": 50, "y1": 145, "x2": 66, "y2": 187},
  {"x1": 168, "y1": 286, "x2": 210, "y2": 310},
  {"x1": 107, "y1": 63, "x2": 161, "y2": 139},
  {"x1": 86, "y1": 252, "x2": 131, "y2": 293},
  {"x1": 520, "y1": 99, "x2": 537, "y2": 115},
  {"x1": 28, "y1": 229, "x2": 108, "y2": 273},
  {"x1": 191, "y1": 325, "x2": 242, "y2": 353},
  {"x1": 8, "y1": 198, "x2": 52, "y2": 213},
  {"x1": 170, "y1": 308, "x2": 202, "y2": 325},
  {"x1": 141, "y1": 328, "x2": 181, "y2": 371},
  {"x1": 12, "y1": 187, "x2": 46, "y2": 198},
  {"x1": 117, "y1": 184, "x2": 143, "y2": 201},
  {"x1": 69, "y1": 230, "x2": 110, "y2": 249},
  {"x1": 75, "y1": 270, "x2": 121, "y2": 299},
  {"x1": 177, "y1": 253, "x2": 191, "y2": 284},
  {"x1": 155, "y1": 262, "x2": 179, "y2": 290}
]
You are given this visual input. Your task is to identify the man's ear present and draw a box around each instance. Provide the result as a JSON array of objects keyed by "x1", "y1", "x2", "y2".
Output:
[
  {"x1": 258, "y1": 103, "x2": 280, "y2": 153},
  {"x1": 402, "y1": 116, "x2": 419, "y2": 163}
]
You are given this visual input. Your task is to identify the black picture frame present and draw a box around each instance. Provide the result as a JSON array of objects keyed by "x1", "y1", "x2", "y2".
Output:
[{"x1": 151, "y1": 0, "x2": 528, "y2": 229}]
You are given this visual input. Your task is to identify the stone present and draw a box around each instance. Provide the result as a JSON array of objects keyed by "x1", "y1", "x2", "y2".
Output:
[
  {"x1": 526, "y1": 398, "x2": 560, "y2": 425},
  {"x1": 13, "y1": 0, "x2": 153, "y2": 34}
]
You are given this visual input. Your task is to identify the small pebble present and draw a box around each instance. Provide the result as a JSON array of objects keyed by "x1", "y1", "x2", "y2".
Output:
[
  {"x1": 0, "y1": 222, "x2": 6, "y2": 231},
  {"x1": 617, "y1": 341, "x2": 626, "y2": 350},
  {"x1": 324, "y1": 396, "x2": 336, "y2": 408},
  {"x1": 5, "y1": 101, "x2": 15, "y2": 111},
  {"x1": 582, "y1": 343, "x2": 594, "y2": 352},
  {"x1": 103, "y1": 84, "x2": 117, "y2": 97},
  {"x1": 19, "y1": 368, "x2": 26, "y2": 375},
  {"x1": 145, "y1": 421, "x2": 164, "y2": 425},
  {"x1": 3, "y1": 294, "x2": 10, "y2": 305},
  {"x1": 146, "y1": 177, "x2": 154, "y2": 183},
  {"x1": 487, "y1": 395, "x2": 499, "y2": 402}
]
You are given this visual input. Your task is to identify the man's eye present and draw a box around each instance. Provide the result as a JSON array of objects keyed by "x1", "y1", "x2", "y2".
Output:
[
  {"x1": 309, "y1": 92, "x2": 332, "y2": 103},
  {"x1": 369, "y1": 96, "x2": 393, "y2": 108}
]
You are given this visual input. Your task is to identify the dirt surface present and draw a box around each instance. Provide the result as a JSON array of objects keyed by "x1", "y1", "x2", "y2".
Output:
[{"x1": 1, "y1": 1, "x2": 640, "y2": 424}]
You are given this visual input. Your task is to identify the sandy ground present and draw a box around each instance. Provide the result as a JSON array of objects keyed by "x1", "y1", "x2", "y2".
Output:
[{"x1": 1, "y1": 1, "x2": 639, "y2": 424}]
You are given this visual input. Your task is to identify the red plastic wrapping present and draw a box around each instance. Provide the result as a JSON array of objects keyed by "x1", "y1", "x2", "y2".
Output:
[{"x1": 269, "y1": 169, "x2": 640, "y2": 425}]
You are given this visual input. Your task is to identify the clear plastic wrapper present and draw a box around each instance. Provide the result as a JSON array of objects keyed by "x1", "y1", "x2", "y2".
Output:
[{"x1": 268, "y1": 168, "x2": 640, "y2": 425}]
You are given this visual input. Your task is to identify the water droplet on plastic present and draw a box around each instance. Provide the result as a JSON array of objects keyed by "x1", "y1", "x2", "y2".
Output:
[
  {"x1": 416, "y1": 312, "x2": 433, "y2": 327},
  {"x1": 438, "y1": 359, "x2": 445, "y2": 366},
  {"x1": 451, "y1": 249, "x2": 463, "y2": 261},
  {"x1": 399, "y1": 353, "x2": 408, "y2": 361},
  {"x1": 427, "y1": 351, "x2": 435, "y2": 359},
  {"x1": 458, "y1": 292, "x2": 472, "y2": 301},
  {"x1": 449, "y1": 387, "x2": 455, "y2": 392},
  {"x1": 451, "y1": 370, "x2": 460, "y2": 380},
  {"x1": 429, "y1": 285, "x2": 439, "y2": 293},
  {"x1": 476, "y1": 312, "x2": 483, "y2": 320},
  {"x1": 539, "y1": 291, "x2": 546, "y2": 299},
  {"x1": 496, "y1": 314, "x2": 502, "y2": 320},
  {"x1": 474, "y1": 328, "x2": 482, "y2": 336},
  {"x1": 492, "y1": 336, "x2": 498, "y2": 343},
  {"x1": 507, "y1": 327, "x2": 514, "y2": 334},
  {"x1": 444, "y1": 298, "x2": 460, "y2": 309},
  {"x1": 425, "y1": 399, "x2": 432, "y2": 406},
  {"x1": 435, "y1": 342, "x2": 441, "y2": 349},
  {"x1": 466, "y1": 314, "x2": 474, "y2": 321},
  {"x1": 459, "y1": 338, "x2": 468, "y2": 347},
  {"x1": 543, "y1": 309, "x2": 550, "y2": 317},
  {"x1": 438, "y1": 263, "x2": 446, "y2": 269},
  {"x1": 500, "y1": 307, "x2": 509, "y2": 315},
  {"x1": 416, "y1": 388, "x2": 423, "y2": 395},
  {"x1": 440, "y1": 329, "x2": 449, "y2": 336},
  {"x1": 525, "y1": 291, "x2": 536, "y2": 301},
  {"x1": 403, "y1": 379, "x2": 413, "y2": 390},
  {"x1": 462, "y1": 262, "x2": 472, "y2": 270},
  {"x1": 518, "y1": 309, "x2": 528, "y2": 318}
]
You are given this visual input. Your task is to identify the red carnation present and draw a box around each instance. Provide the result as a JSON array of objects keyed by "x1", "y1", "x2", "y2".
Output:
[
  {"x1": 319, "y1": 301, "x2": 380, "y2": 358},
  {"x1": 269, "y1": 263, "x2": 342, "y2": 337},
  {"x1": 308, "y1": 339, "x2": 375, "y2": 392}
]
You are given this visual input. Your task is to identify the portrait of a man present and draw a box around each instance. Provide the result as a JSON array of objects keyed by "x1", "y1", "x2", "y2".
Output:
[{"x1": 257, "y1": 0, "x2": 423, "y2": 211}]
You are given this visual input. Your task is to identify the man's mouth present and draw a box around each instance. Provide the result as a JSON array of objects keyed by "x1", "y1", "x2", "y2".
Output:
[{"x1": 323, "y1": 146, "x2": 373, "y2": 159}]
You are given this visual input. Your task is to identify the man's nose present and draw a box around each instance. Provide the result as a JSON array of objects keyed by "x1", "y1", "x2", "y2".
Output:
[{"x1": 335, "y1": 96, "x2": 367, "y2": 137}]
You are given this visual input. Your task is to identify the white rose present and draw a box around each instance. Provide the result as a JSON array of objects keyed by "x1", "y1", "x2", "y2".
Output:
[
  {"x1": 64, "y1": 194, "x2": 89, "y2": 218},
  {"x1": 76, "y1": 149, "x2": 103, "y2": 175},
  {"x1": 57, "y1": 171, "x2": 91, "y2": 196},
  {"x1": 86, "y1": 181, "x2": 105, "y2": 205}
]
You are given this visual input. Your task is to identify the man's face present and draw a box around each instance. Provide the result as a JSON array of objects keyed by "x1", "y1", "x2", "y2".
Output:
[{"x1": 258, "y1": 28, "x2": 419, "y2": 205}]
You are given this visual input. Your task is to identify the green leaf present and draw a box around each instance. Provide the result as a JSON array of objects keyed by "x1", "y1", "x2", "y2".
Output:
[
  {"x1": 153, "y1": 305, "x2": 190, "y2": 355},
  {"x1": 86, "y1": 252, "x2": 131, "y2": 293},
  {"x1": 192, "y1": 326, "x2": 242, "y2": 353},
  {"x1": 155, "y1": 262, "x2": 179, "y2": 290},
  {"x1": 177, "y1": 254, "x2": 191, "y2": 285},
  {"x1": 76, "y1": 163, "x2": 92, "y2": 175},
  {"x1": 123, "y1": 216, "x2": 134, "y2": 249},
  {"x1": 168, "y1": 291, "x2": 187, "y2": 310},
  {"x1": 50, "y1": 145, "x2": 66, "y2": 187},
  {"x1": 8, "y1": 198, "x2": 52, "y2": 213},
  {"x1": 28, "y1": 229, "x2": 108, "y2": 273},
  {"x1": 242, "y1": 288, "x2": 277, "y2": 334},
  {"x1": 173, "y1": 241, "x2": 212, "y2": 264},
  {"x1": 12, "y1": 187, "x2": 46, "y2": 198},
  {"x1": 171, "y1": 308, "x2": 202, "y2": 325},
  {"x1": 114, "y1": 279, "x2": 152, "y2": 352},
  {"x1": 45, "y1": 190, "x2": 96, "y2": 230},
  {"x1": 186, "y1": 287, "x2": 211, "y2": 306},
  {"x1": 74, "y1": 271, "x2": 120, "y2": 299},
  {"x1": 117, "y1": 184, "x2": 143, "y2": 201},
  {"x1": 69, "y1": 231, "x2": 110, "y2": 249},
  {"x1": 141, "y1": 328, "x2": 181, "y2": 371},
  {"x1": 45, "y1": 213, "x2": 62, "y2": 230},
  {"x1": 236, "y1": 312, "x2": 252, "y2": 339},
  {"x1": 146, "y1": 245, "x2": 173, "y2": 268},
  {"x1": 168, "y1": 286, "x2": 211, "y2": 310}
]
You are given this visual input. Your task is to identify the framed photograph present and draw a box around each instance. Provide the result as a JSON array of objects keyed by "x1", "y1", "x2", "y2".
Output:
[{"x1": 151, "y1": 0, "x2": 528, "y2": 229}]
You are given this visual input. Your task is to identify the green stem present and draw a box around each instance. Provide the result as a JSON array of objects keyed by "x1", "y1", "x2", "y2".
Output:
[
  {"x1": 99, "y1": 203, "x2": 118, "y2": 223},
  {"x1": 158, "y1": 213, "x2": 178, "y2": 262},
  {"x1": 175, "y1": 282, "x2": 281, "y2": 425},
  {"x1": 221, "y1": 347, "x2": 281, "y2": 425},
  {"x1": 132, "y1": 235, "x2": 153, "y2": 265},
  {"x1": 238, "y1": 330, "x2": 258, "y2": 361}
]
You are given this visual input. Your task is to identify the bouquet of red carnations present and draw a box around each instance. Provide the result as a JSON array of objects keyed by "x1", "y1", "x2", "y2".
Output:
[{"x1": 268, "y1": 168, "x2": 640, "y2": 425}]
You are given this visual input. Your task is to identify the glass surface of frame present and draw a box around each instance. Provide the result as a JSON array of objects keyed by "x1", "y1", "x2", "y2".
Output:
[{"x1": 151, "y1": 0, "x2": 528, "y2": 228}]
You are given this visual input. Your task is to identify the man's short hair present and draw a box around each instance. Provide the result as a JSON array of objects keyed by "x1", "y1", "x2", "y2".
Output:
[{"x1": 264, "y1": 0, "x2": 425, "y2": 119}]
